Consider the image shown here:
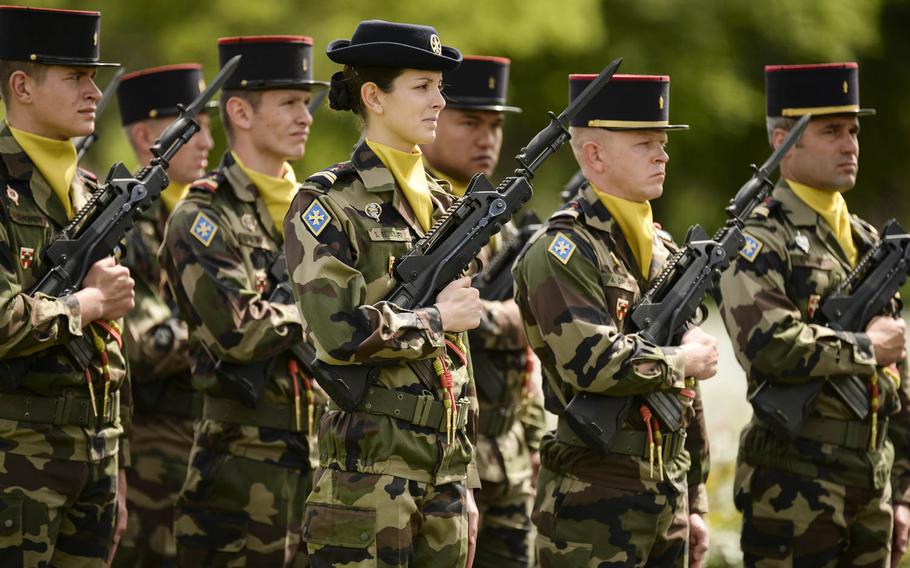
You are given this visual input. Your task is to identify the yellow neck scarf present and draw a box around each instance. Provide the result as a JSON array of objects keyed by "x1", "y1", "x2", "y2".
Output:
[
  {"x1": 593, "y1": 183, "x2": 654, "y2": 280},
  {"x1": 232, "y1": 152, "x2": 297, "y2": 238},
  {"x1": 367, "y1": 139, "x2": 433, "y2": 231},
  {"x1": 10, "y1": 126, "x2": 78, "y2": 219},
  {"x1": 788, "y1": 179, "x2": 857, "y2": 266},
  {"x1": 160, "y1": 182, "x2": 190, "y2": 215},
  {"x1": 427, "y1": 162, "x2": 469, "y2": 198}
]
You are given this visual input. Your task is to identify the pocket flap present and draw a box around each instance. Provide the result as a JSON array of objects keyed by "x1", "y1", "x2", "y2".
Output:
[
  {"x1": 303, "y1": 503, "x2": 376, "y2": 548},
  {"x1": 0, "y1": 496, "x2": 23, "y2": 548},
  {"x1": 791, "y1": 254, "x2": 837, "y2": 270}
]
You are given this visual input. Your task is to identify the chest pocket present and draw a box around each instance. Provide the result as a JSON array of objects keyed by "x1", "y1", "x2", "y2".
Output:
[
  {"x1": 5, "y1": 208, "x2": 50, "y2": 284},
  {"x1": 359, "y1": 224, "x2": 413, "y2": 297},
  {"x1": 789, "y1": 252, "x2": 842, "y2": 317}
]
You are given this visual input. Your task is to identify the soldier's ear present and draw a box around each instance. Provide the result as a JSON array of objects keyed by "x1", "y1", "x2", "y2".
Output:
[
  {"x1": 771, "y1": 128, "x2": 791, "y2": 152},
  {"x1": 226, "y1": 96, "x2": 254, "y2": 132},
  {"x1": 582, "y1": 139, "x2": 607, "y2": 174},
  {"x1": 8, "y1": 70, "x2": 34, "y2": 105},
  {"x1": 129, "y1": 122, "x2": 155, "y2": 150},
  {"x1": 361, "y1": 82, "x2": 384, "y2": 116}
]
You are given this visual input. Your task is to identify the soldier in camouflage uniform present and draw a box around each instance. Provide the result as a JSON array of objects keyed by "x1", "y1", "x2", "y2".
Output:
[
  {"x1": 112, "y1": 63, "x2": 215, "y2": 568},
  {"x1": 285, "y1": 20, "x2": 485, "y2": 567},
  {"x1": 512, "y1": 73, "x2": 716, "y2": 567},
  {"x1": 718, "y1": 62, "x2": 910, "y2": 567},
  {"x1": 0, "y1": 6, "x2": 136, "y2": 567},
  {"x1": 158, "y1": 37, "x2": 328, "y2": 567},
  {"x1": 421, "y1": 55, "x2": 546, "y2": 567}
]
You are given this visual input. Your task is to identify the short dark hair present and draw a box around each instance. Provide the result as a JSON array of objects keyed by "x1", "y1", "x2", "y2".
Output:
[
  {"x1": 219, "y1": 89, "x2": 263, "y2": 144},
  {"x1": 0, "y1": 60, "x2": 48, "y2": 102}
]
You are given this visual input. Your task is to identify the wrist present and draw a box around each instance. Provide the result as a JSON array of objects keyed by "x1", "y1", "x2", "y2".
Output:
[{"x1": 73, "y1": 288, "x2": 102, "y2": 325}]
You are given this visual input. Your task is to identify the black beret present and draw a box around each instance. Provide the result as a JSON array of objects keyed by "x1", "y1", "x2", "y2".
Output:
[
  {"x1": 443, "y1": 55, "x2": 520, "y2": 113},
  {"x1": 0, "y1": 5, "x2": 118, "y2": 67},
  {"x1": 218, "y1": 35, "x2": 328, "y2": 91},
  {"x1": 765, "y1": 62, "x2": 875, "y2": 118},
  {"x1": 569, "y1": 74, "x2": 688, "y2": 130},
  {"x1": 327, "y1": 19, "x2": 461, "y2": 71}
]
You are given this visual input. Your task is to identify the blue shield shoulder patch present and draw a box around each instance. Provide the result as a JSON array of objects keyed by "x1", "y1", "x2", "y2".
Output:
[
  {"x1": 739, "y1": 233, "x2": 763, "y2": 262},
  {"x1": 191, "y1": 212, "x2": 219, "y2": 247},
  {"x1": 302, "y1": 199, "x2": 332, "y2": 237},
  {"x1": 548, "y1": 232, "x2": 577, "y2": 265}
]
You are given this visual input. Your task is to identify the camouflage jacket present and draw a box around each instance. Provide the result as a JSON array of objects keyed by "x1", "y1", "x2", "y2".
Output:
[
  {"x1": 122, "y1": 201, "x2": 193, "y2": 411},
  {"x1": 159, "y1": 152, "x2": 319, "y2": 469},
  {"x1": 423, "y1": 167, "x2": 546, "y2": 486},
  {"x1": 513, "y1": 183, "x2": 709, "y2": 511},
  {"x1": 0, "y1": 122, "x2": 128, "y2": 463},
  {"x1": 284, "y1": 141, "x2": 479, "y2": 487},
  {"x1": 718, "y1": 180, "x2": 910, "y2": 498}
]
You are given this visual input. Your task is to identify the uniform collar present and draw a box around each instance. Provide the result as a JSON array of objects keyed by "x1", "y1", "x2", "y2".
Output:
[
  {"x1": 574, "y1": 180, "x2": 671, "y2": 286},
  {"x1": 220, "y1": 151, "x2": 283, "y2": 243},
  {"x1": 351, "y1": 139, "x2": 450, "y2": 236},
  {"x1": 774, "y1": 179, "x2": 875, "y2": 266},
  {"x1": 0, "y1": 121, "x2": 73, "y2": 227}
]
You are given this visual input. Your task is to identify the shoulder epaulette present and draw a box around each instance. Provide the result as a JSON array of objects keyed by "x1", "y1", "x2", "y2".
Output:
[
  {"x1": 653, "y1": 222, "x2": 675, "y2": 245},
  {"x1": 305, "y1": 161, "x2": 355, "y2": 190},
  {"x1": 78, "y1": 167, "x2": 98, "y2": 183},
  {"x1": 851, "y1": 214, "x2": 878, "y2": 238},
  {"x1": 189, "y1": 171, "x2": 222, "y2": 194},
  {"x1": 751, "y1": 197, "x2": 781, "y2": 220}
]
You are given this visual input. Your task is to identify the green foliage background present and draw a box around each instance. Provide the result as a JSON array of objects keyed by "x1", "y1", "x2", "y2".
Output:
[
  {"x1": 6, "y1": 1, "x2": 910, "y2": 565},
  {"x1": 10, "y1": 0, "x2": 907, "y2": 240}
]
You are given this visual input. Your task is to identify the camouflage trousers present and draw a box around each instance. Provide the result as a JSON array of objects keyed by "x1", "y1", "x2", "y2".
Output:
[
  {"x1": 475, "y1": 477, "x2": 536, "y2": 567},
  {"x1": 303, "y1": 467, "x2": 468, "y2": 567},
  {"x1": 532, "y1": 466, "x2": 689, "y2": 567},
  {"x1": 0, "y1": 451, "x2": 119, "y2": 567},
  {"x1": 174, "y1": 444, "x2": 313, "y2": 567},
  {"x1": 735, "y1": 462, "x2": 893, "y2": 567},
  {"x1": 111, "y1": 412, "x2": 194, "y2": 568}
]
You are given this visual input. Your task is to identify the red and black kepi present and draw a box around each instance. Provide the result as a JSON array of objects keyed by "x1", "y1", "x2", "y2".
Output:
[
  {"x1": 568, "y1": 73, "x2": 688, "y2": 130},
  {"x1": 218, "y1": 36, "x2": 328, "y2": 91},
  {"x1": 117, "y1": 64, "x2": 214, "y2": 126},
  {"x1": 0, "y1": 5, "x2": 118, "y2": 67},
  {"x1": 765, "y1": 62, "x2": 875, "y2": 118},
  {"x1": 443, "y1": 55, "x2": 520, "y2": 114}
]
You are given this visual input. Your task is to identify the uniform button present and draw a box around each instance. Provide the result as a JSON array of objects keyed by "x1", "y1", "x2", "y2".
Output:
[
  {"x1": 360, "y1": 531, "x2": 370, "y2": 542},
  {"x1": 779, "y1": 545, "x2": 787, "y2": 553},
  {"x1": 3, "y1": 519, "x2": 12, "y2": 528}
]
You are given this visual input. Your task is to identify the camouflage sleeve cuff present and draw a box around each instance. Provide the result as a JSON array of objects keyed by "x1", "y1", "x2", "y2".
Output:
[
  {"x1": 892, "y1": 474, "x2": 910, "y2": 504},
  {"x1": 60, "y1": 294, "x2": 84, "y2": 336},
  {"x1": 661, "y1": 346, "x2": 688, "y2": 390},
  {"x1": 117, "y1": 436, "x2": 131, "y2": 468},
  {"x1": 418, "y1": 305, "x2": 446, "y2": 348},
  {"x1": 852, "y1": 332, "x2": 877, "y2": 368},
  {"x1": 688, "y1": 483, "x2": 709, "y2": 514},
  {"x1": 466, "y1": 461, "x2": 482, "y2": 489}
]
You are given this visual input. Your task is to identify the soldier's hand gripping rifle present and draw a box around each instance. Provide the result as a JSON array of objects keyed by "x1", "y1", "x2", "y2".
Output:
[
  {"x1": 74, "y1": 68, "x2": 125, "y2": 162},
  {"x1": 564, "y1": 114, "x2": 811, "y2": 454},
  {"x1": 296, "y1": 58, "x2": 623, "y2": 411},
  {"x1": 26, "y1": 55, "x2": 241, "y2": 371},
  {"x1": 750, "y1": 219, "x2": 910, "y2": 438}
]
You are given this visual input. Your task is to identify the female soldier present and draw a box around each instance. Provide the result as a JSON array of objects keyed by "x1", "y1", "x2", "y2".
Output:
[{"x1": 283, "y1": 19, "x2": 484, "y2": 567}]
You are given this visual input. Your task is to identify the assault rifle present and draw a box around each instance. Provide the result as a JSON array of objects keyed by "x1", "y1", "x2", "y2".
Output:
[
  {"x1": 564, "y1": 114, "x2": 812, "y2": 454},
  {"x1": 25, "y1": 55, "x2": 241, "y2": 371},
  {"x1": 74, "y1": 69, "x2": 125, "y2": 162},
  {"x1": 749, "y1": 219, "x2": 910, "y2": 438},
  {"x1": 472, "y1": 210, "x2": 541, "y2": 302},
  {"x1": 303, "y1": 58, "x2": 624, "y2": 410}
]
